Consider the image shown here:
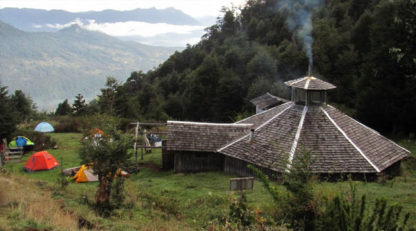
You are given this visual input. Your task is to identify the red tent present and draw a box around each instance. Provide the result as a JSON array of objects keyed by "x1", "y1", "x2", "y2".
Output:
[{"x1": 24, "y1": 151, "x2": 59, "y2": 171}]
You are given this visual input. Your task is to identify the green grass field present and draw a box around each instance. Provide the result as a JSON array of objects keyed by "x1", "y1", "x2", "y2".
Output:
[{"x1": 1, "y1": 132, "x2": 415, "y2": 230}]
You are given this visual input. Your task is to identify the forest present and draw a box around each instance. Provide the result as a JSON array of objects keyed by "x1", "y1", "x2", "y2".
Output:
[
  {"x1": 1, "y1": 0, "x2": 416, "y2": 229},
  {"x1": 1, "y1": 0, "x2": 416, "y2": 137},
  {"x1": 92, "y1": 0, "x2": 412, "y2": 136}
]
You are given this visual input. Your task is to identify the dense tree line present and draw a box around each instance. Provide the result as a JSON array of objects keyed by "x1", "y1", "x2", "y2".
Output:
[
  {"x1": 57, "y1": 0, "x2": 414, "y2": 135},
  {"x1": 0, "y1": 83, "x2": 36, "y2": 139}
]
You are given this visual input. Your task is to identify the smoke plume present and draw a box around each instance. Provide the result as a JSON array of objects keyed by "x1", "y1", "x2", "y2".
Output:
[{"x1": 276, "y1": 0, "x2": 322, "y2": 75}]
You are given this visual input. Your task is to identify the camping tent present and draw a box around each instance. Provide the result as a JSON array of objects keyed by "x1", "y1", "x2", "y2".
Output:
[
  {"x1": 9, "y1": 136, "x2": 35, "y2": 151},
  {"x1": 24, "y1": 151, "x2": 59, "y2": 171},
  {"x1": 72, "y1": 165, "x2": 98, "y2": 183},
  {"x1": 34, "y1": 122, "x2": 54, "y2": 132},
  {"x1": 88, "y1": 128, "x2": 104, "y2": 138}
]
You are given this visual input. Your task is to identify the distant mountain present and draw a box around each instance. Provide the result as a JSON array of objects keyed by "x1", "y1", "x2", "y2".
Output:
[
  {"x1": 0, "y1": 7, "x2": 201, "y2": 32},
  {"x1": 0, "y1": 21, "x2": 178, "y2": 110}
]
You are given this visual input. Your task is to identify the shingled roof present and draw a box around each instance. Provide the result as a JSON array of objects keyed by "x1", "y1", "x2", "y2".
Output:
[
  {"x1": 166, "y1": 121, "x2": 253, "y2": 152},
  {"x1": 166, "y1": 76, "x2": 409, "y2": 174},
  {"x1": 285, "y1": 76, "x2": 336, "y2": 90},
  {"x1": 218, "y1": 103, "x2": 409, "y2": 173},
  {"x1": 250, "y1": 92, "x2": 289, "y2": 111}
]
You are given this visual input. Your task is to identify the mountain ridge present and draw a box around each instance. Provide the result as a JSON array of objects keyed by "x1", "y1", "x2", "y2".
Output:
[
  {"x1": 0, "y1": 21, "x2": 178, "y2": 110},
  {"x1": 0, "y1": 7, "x2": 201, "y2": 33}
]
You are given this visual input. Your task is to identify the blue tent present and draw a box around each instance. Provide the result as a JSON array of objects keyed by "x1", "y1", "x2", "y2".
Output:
[{"x1": 34, "y1": 122, "x2": 54, "y2": 132}]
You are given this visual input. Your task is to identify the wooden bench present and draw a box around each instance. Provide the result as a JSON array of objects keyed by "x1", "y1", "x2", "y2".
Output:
[{"x1": 1, "y1": 139, "x2": 24, "y2": 164}]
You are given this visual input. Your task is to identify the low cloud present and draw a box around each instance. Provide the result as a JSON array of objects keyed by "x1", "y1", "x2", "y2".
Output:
[
  {"x1": 42, "y1": 18, "x2": 205, "y2": 46},
  {"x1": 85, "y1": 20, "x2": 204, "y2": 37}
]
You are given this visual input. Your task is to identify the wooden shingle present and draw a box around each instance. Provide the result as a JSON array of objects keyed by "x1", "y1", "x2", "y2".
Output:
[
  {"x1": 219, "y1": 103, "x2": 409, "y2": 173},
  {"x1": 285, "y1": 76, "x2": 336, "y2": 90},
  {"x1": 250, "y1": 92, "x2": 288, "y2": 111},
  {"x1": 166, "y1": 121, "x2": 252, "y2": 152}
]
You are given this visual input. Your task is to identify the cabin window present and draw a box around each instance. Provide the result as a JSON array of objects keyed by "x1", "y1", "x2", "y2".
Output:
[
  {"x1": 294, "y1": 89, "x2": 306, "y2": 105},
  {"x1": 308, "y1": 91, "x2": 325, "y2": 105},
  {"x1": 293, "y1": 89, "x2": 326, "y2": 105}
]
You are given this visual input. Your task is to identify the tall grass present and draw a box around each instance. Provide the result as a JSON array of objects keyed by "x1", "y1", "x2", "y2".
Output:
[{"x1": 0, "y1": 175, "x2": 79, "y2": 230}]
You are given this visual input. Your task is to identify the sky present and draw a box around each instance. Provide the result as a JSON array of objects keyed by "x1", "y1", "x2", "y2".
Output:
[
  {"x1": 0, "y1": 0, "x2": 247, "y2": 18},
  {"x1": 0, "y1": 0, "x2": 247, "y2": 46}
]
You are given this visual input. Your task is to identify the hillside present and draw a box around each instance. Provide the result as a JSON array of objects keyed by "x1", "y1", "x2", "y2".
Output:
[
  {"x1": 106, "y1": 0, "x2": 415, "y2": 135},
  {"x1": 0, "y1": 133, "x2": 415, "y2": 230},
  {"x1": 0, "y1": 21, "x2": 178, "y2": 110}
]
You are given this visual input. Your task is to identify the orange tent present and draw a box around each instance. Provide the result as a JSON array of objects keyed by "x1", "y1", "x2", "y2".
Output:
[
  {"x1": 72, "y1": 165, "x2": 98, "y2": 183},
  {"x1": 24, "y1": 151, "x2": 59, "y2": 172},
  {"x1": 88, "y1": 128, "x2": 104, "y2": 138}
]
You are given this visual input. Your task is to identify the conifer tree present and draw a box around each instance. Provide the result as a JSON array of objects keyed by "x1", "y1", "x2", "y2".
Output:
[
  {"x1": 55, "y1": 99, "x2": 72, "y2": 115},
  {"x1": 0, "y1": 84, "x2": 17, "y2": 139},
  {"x1": 72, "y1": 93, "x2": 87, "y2": 116}
]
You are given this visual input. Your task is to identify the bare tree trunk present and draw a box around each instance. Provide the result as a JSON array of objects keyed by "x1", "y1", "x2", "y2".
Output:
[{"x1": 95, "y1": 175, "x2": 112, "y2": 216}]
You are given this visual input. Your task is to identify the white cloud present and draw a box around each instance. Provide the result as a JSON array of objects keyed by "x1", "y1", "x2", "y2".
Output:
[
  {"x1": 0, "y1": 0, "x2": 248, "y2": 46},
  {"x1": 45, "y1": 19, "x2": 204, "y2": 38},
  {"x1": 0, "y1": 0, "x2": 247, "y2": 18},
  {"x1": 84, "y1": 20, "x2": 204, "y2": 37},
  {"x1": 45, "y1": 18, "x2": 84, "y2": 30}
]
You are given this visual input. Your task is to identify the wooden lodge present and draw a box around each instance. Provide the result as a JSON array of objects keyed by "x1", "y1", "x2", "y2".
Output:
[{"x1": 162, "y1": 76, "x2": 410, "y2": 178}]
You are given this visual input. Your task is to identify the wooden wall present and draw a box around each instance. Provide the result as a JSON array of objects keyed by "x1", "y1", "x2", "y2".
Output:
[
  {"x1": 173, "y1": 151, "x2": 224, "y2": 173},
  {"x1": 162, "y1": 141, "x2": 174, "y2": 170},
  {"x1": 224, "y1": 156, "x2": 279, "y2": 180}
]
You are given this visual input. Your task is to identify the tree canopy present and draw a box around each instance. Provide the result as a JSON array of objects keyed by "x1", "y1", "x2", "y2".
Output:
[{"x1": 69, "y1": 0, "x2": 416, "y2": 135}]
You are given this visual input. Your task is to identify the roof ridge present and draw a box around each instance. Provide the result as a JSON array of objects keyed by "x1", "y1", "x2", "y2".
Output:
[
  {"x1": 290, "y1": 77, "x2": 306, "y2": 85},
  {"x1": 168, "y1": 120, "x2": 252, "y2": 127},
  {"x1": 326, "y1": 105, "x2": 411, "y2": 154},
  {"x1": 321, "y1": 107, "x2": 381, "y2": 172},
  {"x1": 286, "y1": 106, "x2": 308, "y2": 172},
  {"x1": 304, "y1": 79, "x2": 311, "y2": 89},
  {"x1": 218, "y1": 103, "x2": 294, "y2": 152},
  {"x1": 254, "y1": 103, "x2": 294, "y2": 132}
]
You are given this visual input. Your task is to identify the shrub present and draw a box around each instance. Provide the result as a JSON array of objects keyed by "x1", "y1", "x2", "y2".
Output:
[
  {"x1": 54, "y1": 116, "x2": 88, "y2": 133},
  {"x1": 228, "y1": 193, "x2": 255, "y2": 227},
  {"x1": 316, "y1": 183, "x2": 410, "y2": 231},
  {"x1": 250, "y1": 149, "x2": 410, "y2": 231}
]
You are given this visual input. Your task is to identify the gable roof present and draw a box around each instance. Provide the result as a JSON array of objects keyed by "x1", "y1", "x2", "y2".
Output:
[
  {"x1": 249, "y1": 92, "x2": 288, "y2": 110},
  {"x1": 285, "y1": 76, "x2": 336, "y2": 90},
  {"x1": 166, "y1": 121, "x2": 253, "y2": 152}
]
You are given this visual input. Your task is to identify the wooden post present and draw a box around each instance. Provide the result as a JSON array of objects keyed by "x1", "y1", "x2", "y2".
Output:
[
  {"x1": 0, "y1": 139, "x2": 6, "y2": 167},
  {"x1": 134, "y1": 122, "x2": 139, "y2": 163}
]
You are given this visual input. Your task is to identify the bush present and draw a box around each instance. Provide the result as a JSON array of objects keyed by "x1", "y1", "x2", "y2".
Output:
[
  {"x1": 228, "y1": 193, "x2": 255, "y2": 227},
  {"x1": 250, "y1": 150, "x2": 410, "y2": 231},
  {"x1": 317, "y1": 183, "x2": 410, "y2": 231},
  {"x1": 54, "y1": 116, "x2": 88, "y2": 133}
]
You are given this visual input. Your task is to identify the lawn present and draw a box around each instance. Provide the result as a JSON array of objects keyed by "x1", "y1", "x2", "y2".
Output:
[{"x1": 1, "y1": 132, "x2": 415, "y2": 230}]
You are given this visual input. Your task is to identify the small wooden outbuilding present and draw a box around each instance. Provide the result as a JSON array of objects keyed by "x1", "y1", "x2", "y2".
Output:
[
  {"x1": 163, "y1": 76, "x2": 409, "y2": 178},
  {"x1": 250, "y1": 92, "x2": 288, "y2": 113}
]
